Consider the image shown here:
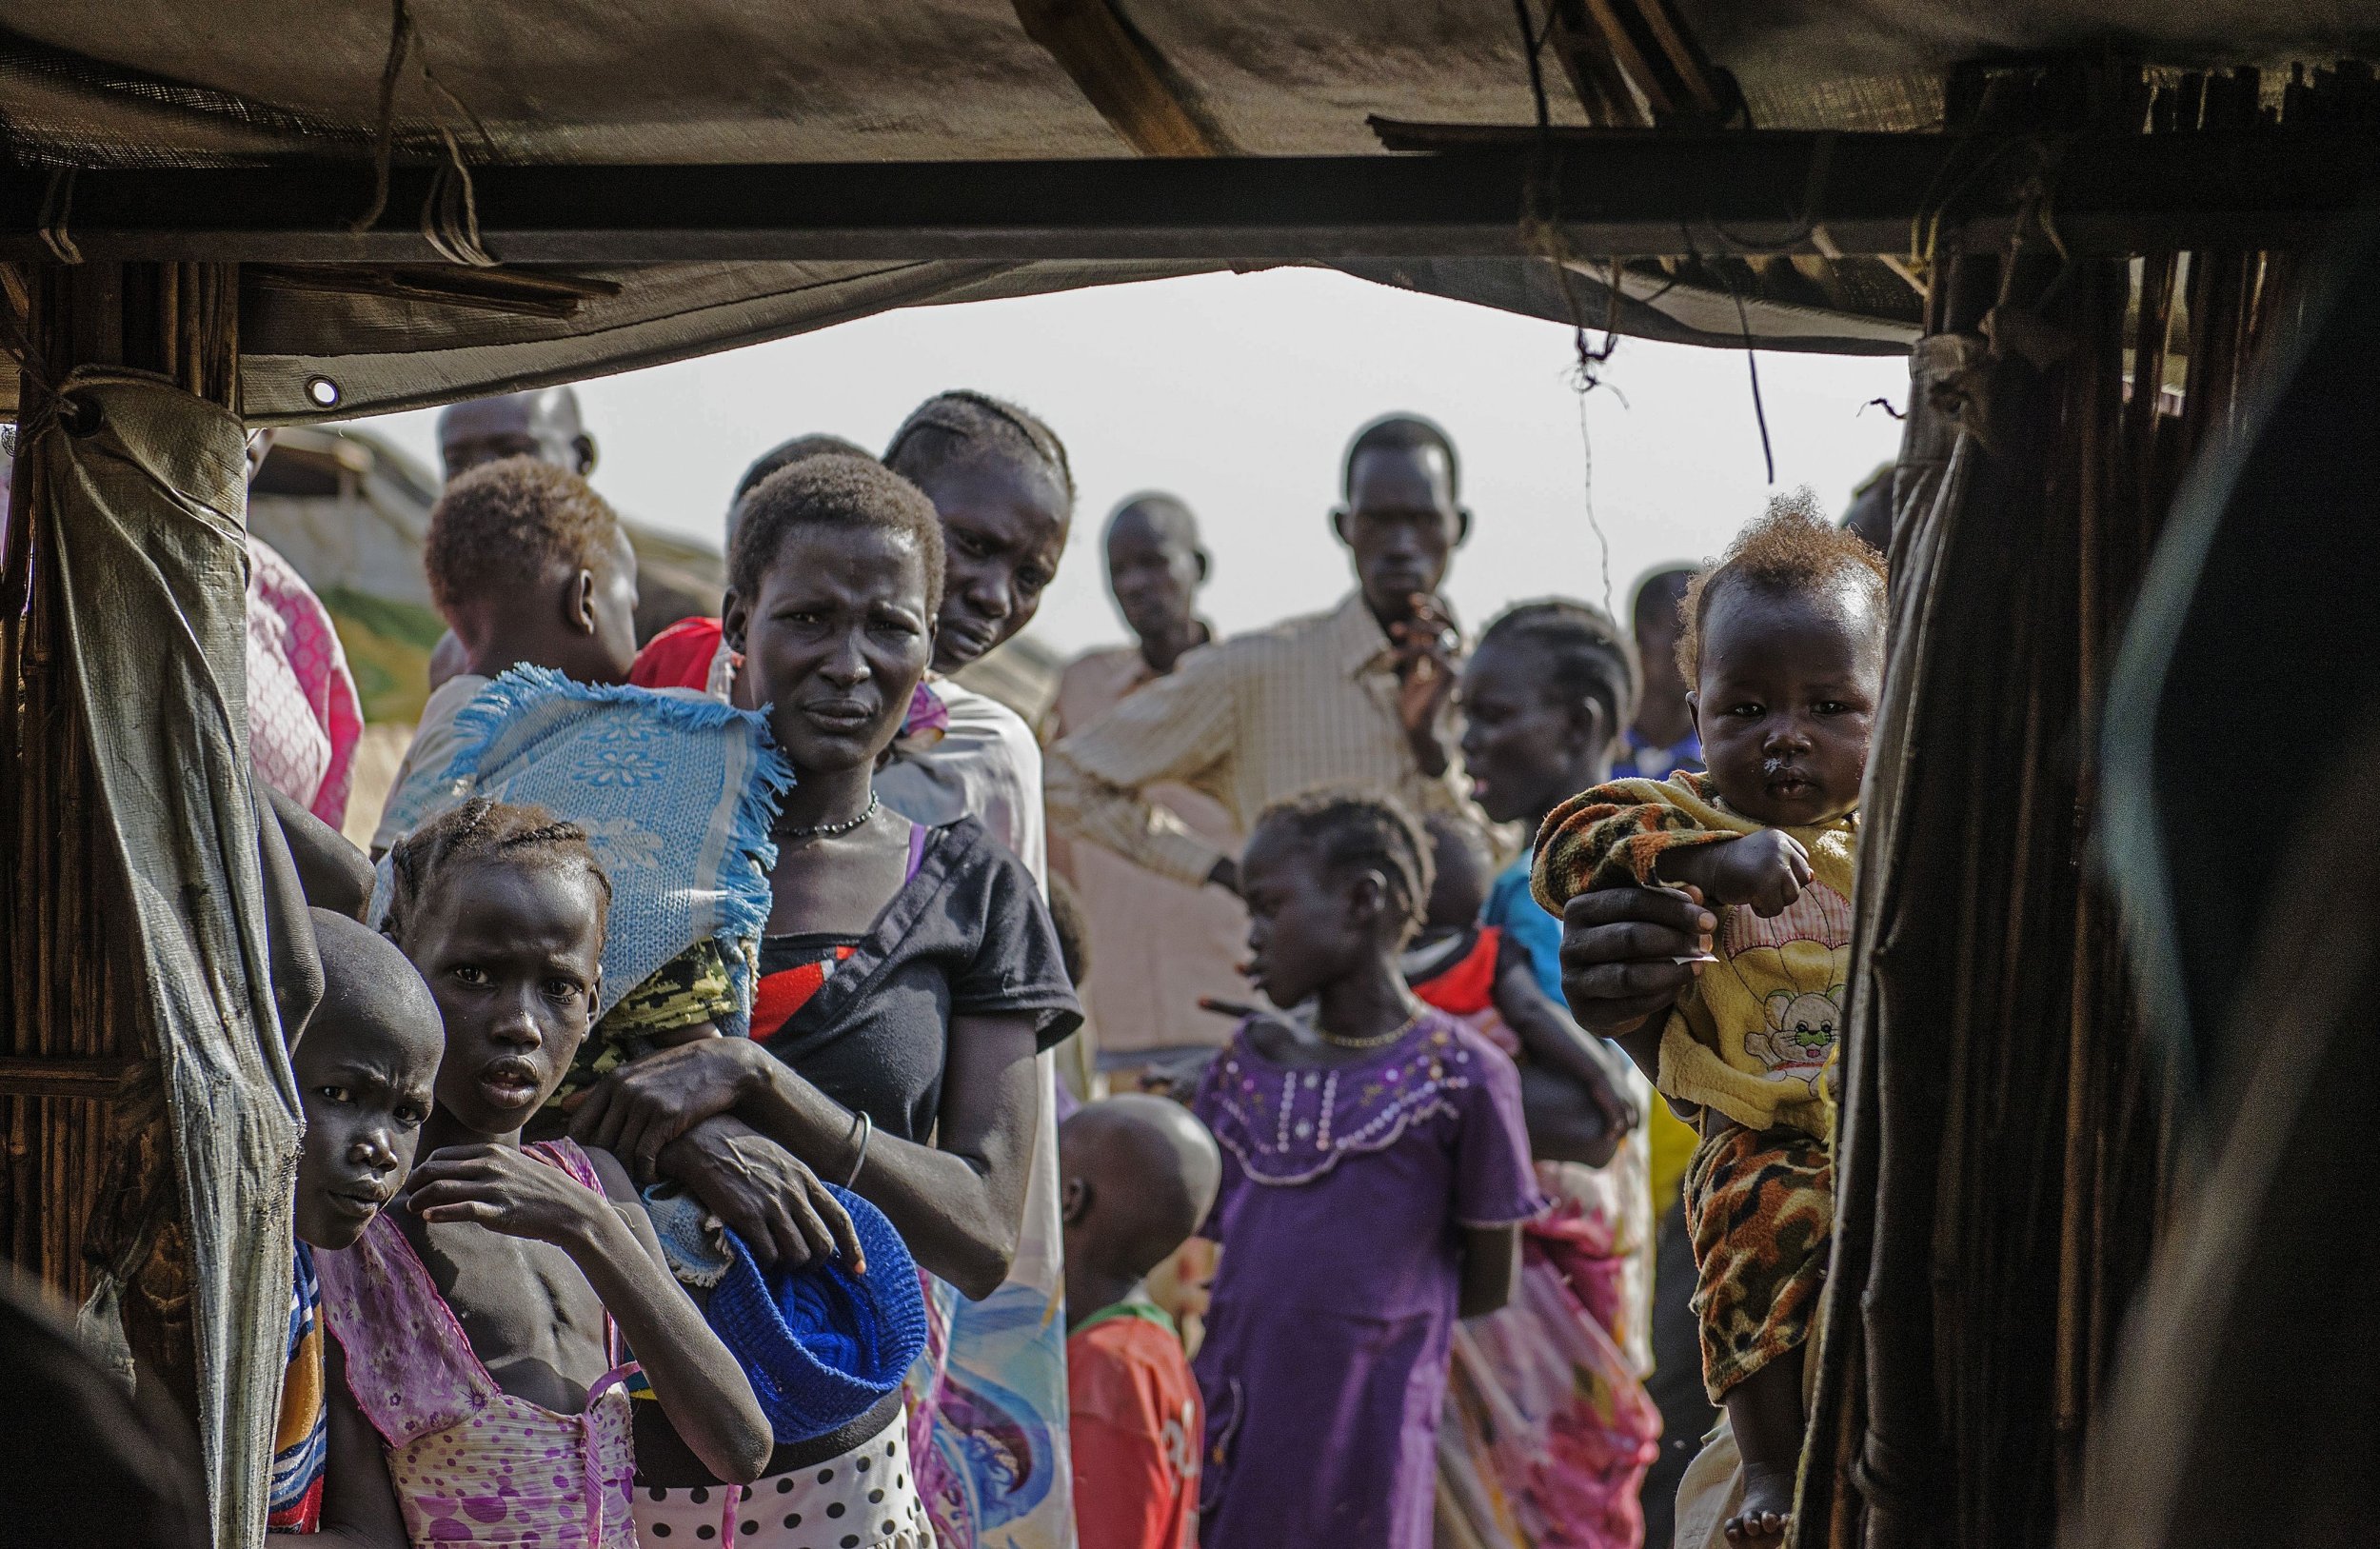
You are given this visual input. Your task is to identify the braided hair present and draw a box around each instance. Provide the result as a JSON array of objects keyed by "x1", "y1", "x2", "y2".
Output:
[
  {"x1": 1252, "y1": 786, "x2": 1436, "y2": 944},
  {"x1": 883, "y1": 390, "x2": 1077, "y2": 511},
  {"x1": 1477, "y1": 599, "x2": 1639, "y2": 752},
  {"x1": 382, "y1": 798, "x2": 613, "y2": 952}
]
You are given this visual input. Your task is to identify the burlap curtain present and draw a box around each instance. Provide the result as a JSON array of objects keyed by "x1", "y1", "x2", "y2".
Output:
[{"x1": 29, "y1": 368, "x2": 301, "y2": 1549}]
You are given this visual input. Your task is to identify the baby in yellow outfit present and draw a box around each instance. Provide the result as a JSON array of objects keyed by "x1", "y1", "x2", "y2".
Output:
[{"x1": 1532, "y1": 494, "x2": 1886, "y2": 1549}]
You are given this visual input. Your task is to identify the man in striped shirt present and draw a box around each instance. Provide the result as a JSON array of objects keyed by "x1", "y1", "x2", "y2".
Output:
[{"x1": 1046, "y1": 414, "x2": 1475, "y2": 901}]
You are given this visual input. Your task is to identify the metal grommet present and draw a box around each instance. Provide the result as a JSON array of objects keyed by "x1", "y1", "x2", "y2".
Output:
[{"x1": 303, "y1": 375, "x2": 342, "y2": 409}]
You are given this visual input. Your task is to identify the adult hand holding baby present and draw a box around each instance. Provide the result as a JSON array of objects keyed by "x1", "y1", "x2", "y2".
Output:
[{"x1": 1558, "y1": 884, "x2": 1716, "y2": 1038}]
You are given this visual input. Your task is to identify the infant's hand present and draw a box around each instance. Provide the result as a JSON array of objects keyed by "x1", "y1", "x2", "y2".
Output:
[
  {"x1": 404, "y1": 1144, "x2": 607, "y2": 1248},
  {"x1": 1708, "y1": 829, "x2": 1812, "y2": 918}
]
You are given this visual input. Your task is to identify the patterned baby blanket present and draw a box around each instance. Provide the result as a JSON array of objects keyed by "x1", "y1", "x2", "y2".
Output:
[{"x1": 370, "y1": 666, "x2": 792, "y2": 1021}]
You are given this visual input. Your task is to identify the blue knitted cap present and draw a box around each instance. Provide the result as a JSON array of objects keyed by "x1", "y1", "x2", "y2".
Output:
[{"x1": 705, "y1": 1185, "x2": 930, "y2": 1443}]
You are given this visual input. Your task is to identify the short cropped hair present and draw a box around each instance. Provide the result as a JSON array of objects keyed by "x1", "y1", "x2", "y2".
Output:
[
  {"x1": 1341, "y1": 414, "x2": 1461, "y2": 501},
  {"x1": 883, "y1": 390, "x2": 1076, "y2": 511},
  {"x1": 424, "y1": 456, "x2": 623, "y2": 619},
  {"x1": 1678, "y1": 489, "x2": 1890, "y2": 684},
  {"x1": 1478, "y1": 600, "x2": 1639, "y2": 746},
  {"x1": 382, "y1": 798, "x2": 613, "y2": 953},
  {"x1": 1253, "y1": 786, "x2": 1436, "y2": 942},
  {"x1": 733, "y1": 434, "x2": 873, "y2": 510},
  {"x1": 728, "y1": 453, "x2": 947, "y2": 619}
]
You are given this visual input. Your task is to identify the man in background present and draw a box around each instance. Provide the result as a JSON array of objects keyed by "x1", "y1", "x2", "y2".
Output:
[
  {"x1": 1047, "y1": 414, "x2": 1475, "y2": 904},
  {"x1": 1047, "y1": 495, "x2": 1248, "y2": 1092},
  {"x1": 436, "y1": 386, "x2": 598, "y2": 483}
]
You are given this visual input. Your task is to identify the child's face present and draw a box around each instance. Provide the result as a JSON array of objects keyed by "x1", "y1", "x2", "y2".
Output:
[
  {"x1": 402, "y1": 859, "x2": 605, "y2": 1140},
  {"x1": 1239, "y1": 825, "x2": 1376, "y2": 1008},
  {"x1": 1690, "y1": 580, "x2": 1882, "y2": 828},
  {"x1": 291, "y1": 1010, "x2": 440, "y2": 1250}
]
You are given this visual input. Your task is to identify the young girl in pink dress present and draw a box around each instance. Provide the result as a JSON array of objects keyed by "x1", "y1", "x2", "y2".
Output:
[{"x1": 312, "y1": 800, "x2": 769, "y2": 1546}]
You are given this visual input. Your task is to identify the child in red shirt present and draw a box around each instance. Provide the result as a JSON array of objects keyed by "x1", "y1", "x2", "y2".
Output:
[{"x1": 1060, "y1": 1096, "x2": 1222, "y2": 1549}]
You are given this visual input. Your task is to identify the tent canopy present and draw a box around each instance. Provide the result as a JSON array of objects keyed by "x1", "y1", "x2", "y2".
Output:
[{"x1": 3, "y1": 1, "x2": 2373, "y2": 417}]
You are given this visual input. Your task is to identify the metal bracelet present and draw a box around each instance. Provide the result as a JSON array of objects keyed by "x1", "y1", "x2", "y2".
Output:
[{"x1": 843, "y1": 1109, "x2": 873, "y2": 1189}]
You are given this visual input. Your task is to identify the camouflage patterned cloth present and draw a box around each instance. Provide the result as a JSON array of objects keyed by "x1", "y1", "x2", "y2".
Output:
[
  {"x1": 540, "y1": 938, "x2": 741, "y2": 1122},
  {"x1": 1680, "y1": 1122, "x2": 1833, "y2": 1404}
]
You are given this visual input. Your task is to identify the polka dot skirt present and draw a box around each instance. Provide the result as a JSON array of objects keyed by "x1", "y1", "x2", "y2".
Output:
[{"x1": 634, "y1": 1409, "x2": 933, "y2": 1549}]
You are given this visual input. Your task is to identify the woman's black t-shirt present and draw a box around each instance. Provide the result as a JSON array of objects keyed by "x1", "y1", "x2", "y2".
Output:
[{"x1": 756, "y1": 814, "x2": 1081, "y2": 1141}]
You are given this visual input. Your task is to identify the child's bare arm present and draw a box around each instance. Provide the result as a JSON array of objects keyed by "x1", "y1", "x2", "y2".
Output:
[
  {"x1": 253, "y1": 780, "x2": 325, "y2": 1051},
  {"x1": 1490, "y1": 942, "x2": 1640, "y2": 1164},
  {"x1": 261, "y1": 778, "x2": 376, "y2": 921},
  {"x1": 1457, "y1": 1223, "x2": 1520, "y2": 1319},
  {"x1": 404, "y1": 1143, "x2": 773, "y2": 1483},
  {"x1": 1654, "y1": 828, "x2": 1812, "y2": 918},
  {"x1": 313, "y1": 1337, "x2": 409, "y2": 1548},
  {"x1": 1490, "y1": 938, "x2": 1645, "y2": 1115}
]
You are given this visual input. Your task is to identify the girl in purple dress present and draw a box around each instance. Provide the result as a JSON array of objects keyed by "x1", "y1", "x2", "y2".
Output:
[{"x1": 1190, "y1": 788, "x2": 1542, "y2": 1549}]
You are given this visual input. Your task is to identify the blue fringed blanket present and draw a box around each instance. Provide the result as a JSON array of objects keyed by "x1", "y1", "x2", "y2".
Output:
[{"x1": 370, "y1": 666, "x2": 793, "y2": 1021}]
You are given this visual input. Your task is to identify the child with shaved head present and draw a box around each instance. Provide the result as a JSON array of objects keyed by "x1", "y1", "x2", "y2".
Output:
[
  {"x1": 1061, "y1": 1096, "x2": 1221, "y2": 1549},
  {"x1": 1532, "y1": 492, "x2": 1886, "y2": 1547},
  {"x1": 272, "y1": 909, "x2": 445, "y2": 1535}
]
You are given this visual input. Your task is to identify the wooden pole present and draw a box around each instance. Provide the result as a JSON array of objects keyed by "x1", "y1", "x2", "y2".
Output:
[{"x1": 0, "y1": 258, "x2": 240, "y2": 1411}]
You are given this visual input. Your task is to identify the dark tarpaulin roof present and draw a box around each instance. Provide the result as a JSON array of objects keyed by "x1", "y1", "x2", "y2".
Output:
[{"x1": 4, "y1": 0, "x2": 2373, "y2": 417}]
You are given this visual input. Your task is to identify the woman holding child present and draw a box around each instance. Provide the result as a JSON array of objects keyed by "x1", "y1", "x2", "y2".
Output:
[{"x1": 568, "y1": 454, "x2": 1081, "y2": 1544}]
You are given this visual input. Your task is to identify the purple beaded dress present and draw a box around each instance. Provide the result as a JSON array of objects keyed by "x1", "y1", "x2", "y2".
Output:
[{"x1": 1189, "y1": 1008, "x2": 1541, "y2": 1549}]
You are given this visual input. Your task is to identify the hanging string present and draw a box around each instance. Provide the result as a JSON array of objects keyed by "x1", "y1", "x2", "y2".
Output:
[
  {"x1": 1512, "y1": 0, "x2": 1622, "y2": 612},
  {"x1": 1721, "y1": 265, "x2": 1776, "y2": 485},
  {"x1": 352, "y1": 0, "x2": 416, "y2": 233},
  {"x1": 351, "y1": 0, "x2": 499, "y2": 265}
]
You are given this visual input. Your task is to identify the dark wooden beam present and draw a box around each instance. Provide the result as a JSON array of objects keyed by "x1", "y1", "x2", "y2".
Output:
[
  {"x1": 1012, "y1": 0, "x2": 1233, "y2": 156},
  {"x1": 1, "y1": 131, "x2": 2369, "y2": 266}
]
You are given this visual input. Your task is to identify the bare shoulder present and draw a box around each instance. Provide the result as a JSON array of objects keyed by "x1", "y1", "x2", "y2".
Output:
[{"x1": 581, "y1": 1142, "x2": 639, "y2": 1203}]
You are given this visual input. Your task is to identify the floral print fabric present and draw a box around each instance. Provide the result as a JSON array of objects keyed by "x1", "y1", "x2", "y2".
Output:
[{"x1": 314, "y1": 1141, "x2": 641, "y2": 1547}]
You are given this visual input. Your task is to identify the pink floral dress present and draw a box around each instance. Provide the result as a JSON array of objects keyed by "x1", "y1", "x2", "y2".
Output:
[{"x1": 315, "y1": 1141, "x2": 640, "y2": 1547}]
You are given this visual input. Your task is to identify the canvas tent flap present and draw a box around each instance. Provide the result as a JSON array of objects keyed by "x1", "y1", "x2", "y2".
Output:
[
  {"x1": 32, "y1": 367, "x2": 302, "y2": 1549},
  {"x1": 229, "y1": 253, "x2": 1913, "y2": 425},
  {"x1": 7, "y1": 2, "x2": 2370, "y2": 168},
  {"x1": 9, "y1": 2, "x2": 2370, "y2": 417}
]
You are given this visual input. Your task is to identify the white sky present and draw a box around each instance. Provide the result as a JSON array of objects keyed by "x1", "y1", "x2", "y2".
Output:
[{"x1": 351, "y1": 268, "x2": 1908, "y2": 659}]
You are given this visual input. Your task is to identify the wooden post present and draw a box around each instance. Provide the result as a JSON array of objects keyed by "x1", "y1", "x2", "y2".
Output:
[{"x1": 0, "y1": 258, "x2": 240, "y2": 1409}]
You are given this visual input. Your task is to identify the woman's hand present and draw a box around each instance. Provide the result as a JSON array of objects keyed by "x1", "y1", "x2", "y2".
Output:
[
  {"x1": 404, "y1": 1143, "x2": 613, "y2": 1248},
  {"x1": 1558, "y1": 884, "x2": 1716, "y2": 1037},
  {"x1": 656, "y1": 1114, "x2": 865, "y2": 1273},
  {"x1": 572, "y1": 1034, "x2": 768, "y2": 1180}
]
